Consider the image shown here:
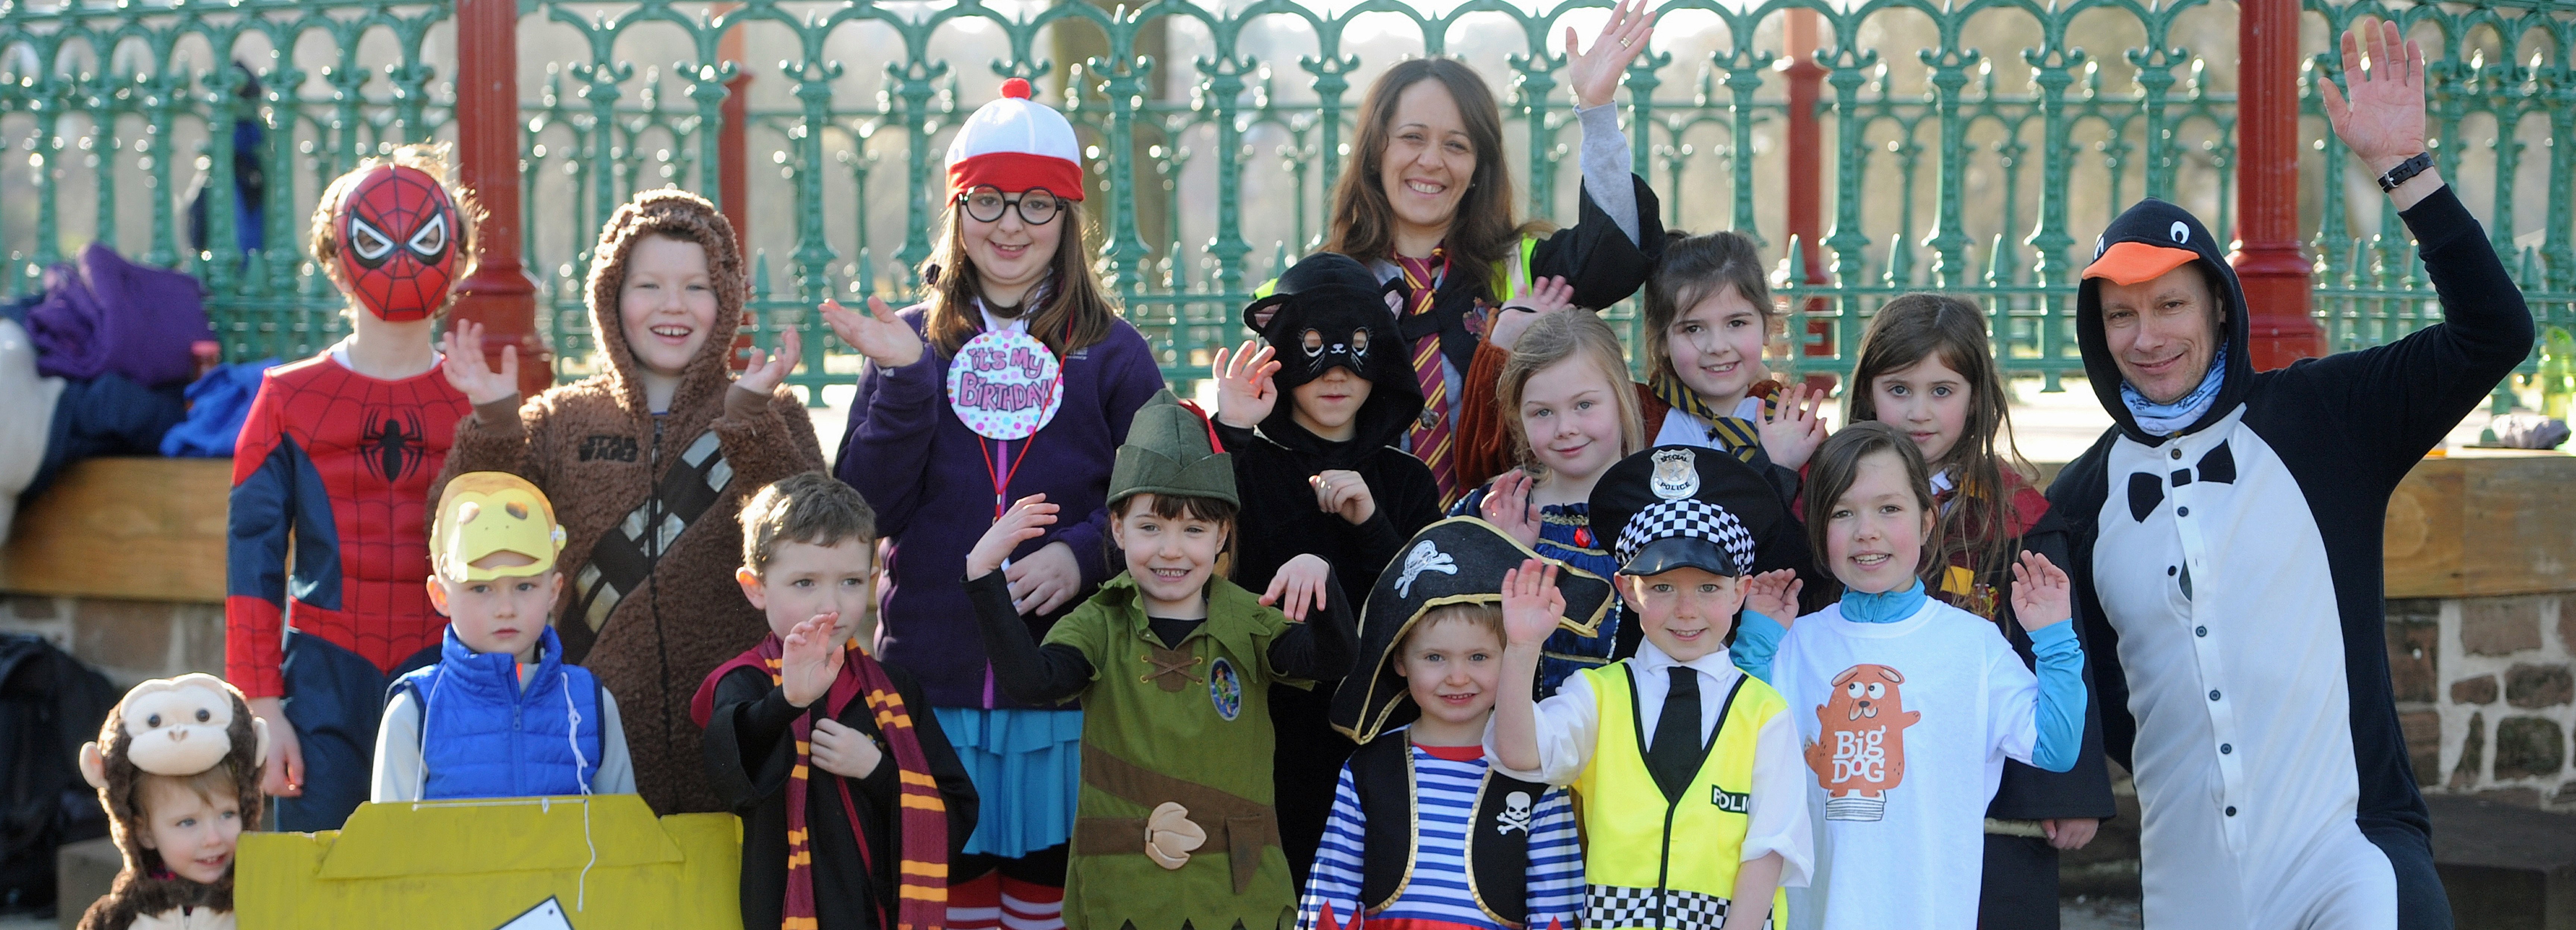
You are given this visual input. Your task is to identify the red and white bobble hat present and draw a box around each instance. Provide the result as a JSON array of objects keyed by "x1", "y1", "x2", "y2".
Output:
[{"x1": 945, "y1": 78, "x2": 1085, "y2": 201}]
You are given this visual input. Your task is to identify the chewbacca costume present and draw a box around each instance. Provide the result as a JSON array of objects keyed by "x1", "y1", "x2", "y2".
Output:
[{"x1": 433, "y1": 189, "x2": 824, "y2": 814}]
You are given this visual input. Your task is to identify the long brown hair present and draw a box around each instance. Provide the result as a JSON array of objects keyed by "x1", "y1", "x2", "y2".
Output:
[
  {"x1": 1800, "y1": 421, "x2": 1939, "y2": 585},
  {"x1": 1846, "y1": 293, "x2": 2034, "y2": 585},
  {"x1": 1640, "y1": 230, "x2": 1775, "y2": 387},
  {"x1": 1496, "y1": 310, "x2": 1644, "y2": 472},
  {"x1": 918, "y1": 201, "x2": 1117, "y2": 359},
  {"x1": 1323, "y1": 58, "x2": 1525, "y2": 297}
]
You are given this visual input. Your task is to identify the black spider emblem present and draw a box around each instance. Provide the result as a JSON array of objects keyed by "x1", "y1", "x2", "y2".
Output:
[{"x1": 361, "y1": 409, "x2": 429, "y2": 482}]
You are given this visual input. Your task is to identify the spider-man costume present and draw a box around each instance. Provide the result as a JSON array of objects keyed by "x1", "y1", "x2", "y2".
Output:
[
  {"x1": 224, "y1": 157, "x2": 475, "y2": 830},
  {"x1": 224, "y1": 357, "x2": 468, "y2": 699}
]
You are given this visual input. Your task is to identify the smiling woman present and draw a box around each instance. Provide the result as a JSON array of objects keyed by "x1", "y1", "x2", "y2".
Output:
[{"x1": 1315, "y1": 0, "x2": 1669, "y2": 508}]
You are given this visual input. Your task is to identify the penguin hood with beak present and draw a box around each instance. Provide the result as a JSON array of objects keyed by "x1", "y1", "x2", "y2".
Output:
[{"x1": 2074, "y1": 198, "x2": 2255, "y2": 443}]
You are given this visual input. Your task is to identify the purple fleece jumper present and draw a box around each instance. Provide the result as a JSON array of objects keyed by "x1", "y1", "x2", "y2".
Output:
[{"x1": 836, "y1": 305, "x2": 1166, "y2": 709}]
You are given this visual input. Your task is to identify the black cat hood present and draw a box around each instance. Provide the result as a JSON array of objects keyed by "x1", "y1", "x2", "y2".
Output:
[
  {"x1": 2075, "y1": 198, "x2": 2255, "y2": 443},
  {"x1": 1243, "y1": 252, "x2": 1425, "y2": 456}
]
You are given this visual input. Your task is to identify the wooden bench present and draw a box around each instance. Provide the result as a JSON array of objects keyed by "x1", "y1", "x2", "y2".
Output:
[{"x1": 0, "y1": 458, "x2": 230, "y2": 603}]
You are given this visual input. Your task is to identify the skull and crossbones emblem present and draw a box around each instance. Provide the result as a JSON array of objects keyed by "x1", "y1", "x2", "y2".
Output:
[
  {"x1": 1395, "y1": 540, "x2": 1457, "y2": 598},
  {"x1": 1496, "y1": 791, "x2": 1534, "y2": 835}
]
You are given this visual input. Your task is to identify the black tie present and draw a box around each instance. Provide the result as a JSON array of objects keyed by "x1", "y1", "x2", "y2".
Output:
[{"x1": 1647, "y1": 666, "x2": 1704, "y2": 801}]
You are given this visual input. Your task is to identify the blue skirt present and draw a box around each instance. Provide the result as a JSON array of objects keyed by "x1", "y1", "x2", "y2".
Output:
[{"x1": 933, "y1": 706, "x2": 1083, "y2": 858}]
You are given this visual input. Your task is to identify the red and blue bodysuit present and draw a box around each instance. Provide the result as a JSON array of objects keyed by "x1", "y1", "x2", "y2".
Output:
[{"x1": 223, "y1": 157, "x2": 476, "y2": 831}]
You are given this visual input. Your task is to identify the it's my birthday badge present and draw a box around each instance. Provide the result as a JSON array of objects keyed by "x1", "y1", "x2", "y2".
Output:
[{"x1": 947, "y1": 329, "x2": 1065, "y2": 440}]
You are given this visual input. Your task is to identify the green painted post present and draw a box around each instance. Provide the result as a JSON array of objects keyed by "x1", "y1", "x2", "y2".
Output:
[
  {"x1": 1721, "y1": 45, "x2": 1768, "y2": 245},
  {"x1": 1922, "y1": 44, "x2": 1977, "y2": 288}
]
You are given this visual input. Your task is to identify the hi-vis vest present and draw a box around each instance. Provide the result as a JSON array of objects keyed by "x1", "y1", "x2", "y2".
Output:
[{"x1": 1572, "y1": 663, "x2": 1789, "y2": 930}]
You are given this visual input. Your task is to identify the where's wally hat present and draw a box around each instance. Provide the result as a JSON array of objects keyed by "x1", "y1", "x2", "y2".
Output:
[
  {"x1": 946, "y1": 78, "x2": 1085, "y2": 200},
  {"x1": 1329, "y1": 517, "x2": 1613, "y2": 744},
  {"x1": 1590, "y1": 446, "x2": 1797, "y2": 578},
  {"x1": 431, "y1": 472, "x2": 568, "y2": 582}
]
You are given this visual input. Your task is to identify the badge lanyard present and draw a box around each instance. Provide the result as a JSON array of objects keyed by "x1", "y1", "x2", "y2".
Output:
[{"x1": 961, "y1": 305, "x2": 1074, "y2": 522}]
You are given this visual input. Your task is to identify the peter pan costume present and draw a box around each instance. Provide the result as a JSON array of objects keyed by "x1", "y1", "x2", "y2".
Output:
[{"x1": 966, "y1": 390, "x2": 1360, "y2": 930}]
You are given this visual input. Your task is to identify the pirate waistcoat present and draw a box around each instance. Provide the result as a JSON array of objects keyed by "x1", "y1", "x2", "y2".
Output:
[{"x1": 1350, "y1": 735, "x2": 1551, "y2": 927}]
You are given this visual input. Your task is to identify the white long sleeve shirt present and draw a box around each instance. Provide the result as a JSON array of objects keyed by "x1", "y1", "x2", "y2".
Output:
[{"x1": 1487, "y1": 640, "x2": 1814, "y2": 889}]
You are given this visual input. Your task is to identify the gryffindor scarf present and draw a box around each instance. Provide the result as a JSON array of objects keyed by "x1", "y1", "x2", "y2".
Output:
[
  {"x1": 693, "y1": 636, "x2": 948, "y2": 930},
  {"x1": 1648, "y1": 371, "x2": 1781, "y2": 462}
]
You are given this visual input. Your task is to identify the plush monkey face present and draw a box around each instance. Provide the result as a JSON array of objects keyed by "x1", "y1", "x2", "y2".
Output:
[
  {"x1": 80, "y1": 674, "x2": 268, "y2": 870},
  {"x1": 107, "y1": 677, "x2": 245, "y2": 777}
]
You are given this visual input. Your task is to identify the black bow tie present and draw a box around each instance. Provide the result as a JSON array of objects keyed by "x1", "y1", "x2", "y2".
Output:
[{"x1": 2129, "y1": 440, "x2": 2236, "y2": 522}]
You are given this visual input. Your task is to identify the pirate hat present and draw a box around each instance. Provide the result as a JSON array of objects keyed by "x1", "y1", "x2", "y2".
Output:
[
  {"x1": 1329, "y1": 516, "x2": 1615, "y2": 744},
  {"x1": 1590, "y1": 445, "x2": 1791, "y2": 578}
]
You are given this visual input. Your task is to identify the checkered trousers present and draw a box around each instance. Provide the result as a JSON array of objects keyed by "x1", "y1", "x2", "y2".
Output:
[{"x1": 1585, "y1": 883, "x2": 1765, "y2": 930}]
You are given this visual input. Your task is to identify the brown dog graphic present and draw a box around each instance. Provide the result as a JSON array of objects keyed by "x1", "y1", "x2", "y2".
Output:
[{"x1": 1803, "y1": 664, "x2": 1921, "y2": 821}]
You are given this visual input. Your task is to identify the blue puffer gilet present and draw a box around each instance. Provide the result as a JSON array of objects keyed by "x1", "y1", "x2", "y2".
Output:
[{"x1": 389, "y1": 625, "x2": 602, "y2": 800}]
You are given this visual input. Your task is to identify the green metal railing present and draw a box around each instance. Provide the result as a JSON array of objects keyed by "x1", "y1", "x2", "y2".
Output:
[{"x1": 5, "y1": 0, "x2": 2569, "y2": 407}]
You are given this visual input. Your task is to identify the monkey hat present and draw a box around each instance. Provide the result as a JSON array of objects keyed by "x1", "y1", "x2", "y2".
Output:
[
  {"x1": 75, "y1": 674, "x2": 268, "y2": 930},
  {"x1": 307, "y1": 144, "x2": 481, "y2": 322},
  {"x1": 1328, "y1": 517, "x2": 1614, "y2": 744}
]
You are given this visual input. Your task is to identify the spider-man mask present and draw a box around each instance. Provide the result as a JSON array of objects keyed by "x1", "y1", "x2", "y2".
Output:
[{"x1": 333, "y1": 165, "x2": 463, "y2": 321}]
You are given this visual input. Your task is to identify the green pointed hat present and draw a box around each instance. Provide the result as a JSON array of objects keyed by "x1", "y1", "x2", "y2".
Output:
[{"x1": 1108, "y1": 389, "x2": 1237, "y2": 506}]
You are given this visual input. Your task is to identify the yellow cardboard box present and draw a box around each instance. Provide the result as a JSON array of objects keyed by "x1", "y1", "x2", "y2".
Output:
[{"x1": 237, "y1": 795, "x2": 742, "y2": 929}]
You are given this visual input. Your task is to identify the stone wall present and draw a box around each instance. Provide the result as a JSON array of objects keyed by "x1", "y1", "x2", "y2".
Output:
[
  {"x1": 0, "y1": 593, "x2": 224, "y2": 689},
  {"x1": 2392, "y1": 594, "x2": 2576, "y2": 812}
]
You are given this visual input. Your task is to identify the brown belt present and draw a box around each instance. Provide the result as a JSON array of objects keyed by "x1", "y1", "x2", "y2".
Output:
[{"x1": 1074, "y1": 744, "x2": 1279, "y2": 894}]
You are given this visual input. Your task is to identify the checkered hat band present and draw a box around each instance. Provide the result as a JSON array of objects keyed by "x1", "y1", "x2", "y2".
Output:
[{"x1": 1614, "y1": 499, "x2": 1756, "y2": 570}]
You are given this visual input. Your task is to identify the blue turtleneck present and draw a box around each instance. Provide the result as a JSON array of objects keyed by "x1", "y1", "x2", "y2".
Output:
[
  {"x1": 1839, "y1": 578, "x2": 1931, "y2": 623},
  {"x1": 1727, "y1": 578, "x2": 2089, "y2": 772}
]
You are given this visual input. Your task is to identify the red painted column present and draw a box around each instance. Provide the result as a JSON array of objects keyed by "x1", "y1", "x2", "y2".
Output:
[
  {"x1": 719, "y1": 19, "x2": 755, "y2": 371},
  {"x1": 1782, "y1": 9, "x2": 1836, "y2": 389},
  {"x1": 2229, "y1": 0, "x2": 2324, "y2": 369},
  {"x1": 451, "y1": 0, "x2": 550, "y2": 395}
]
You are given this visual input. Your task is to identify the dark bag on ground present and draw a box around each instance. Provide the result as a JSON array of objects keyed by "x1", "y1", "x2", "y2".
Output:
[{"x1": 0, "y1": 633, "x2": 118, "y2": 915}]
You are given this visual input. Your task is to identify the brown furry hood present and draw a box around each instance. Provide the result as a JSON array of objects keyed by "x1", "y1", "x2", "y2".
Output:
[{"x1": 582, "y1": 189, "x2": 748, "y2": 416}]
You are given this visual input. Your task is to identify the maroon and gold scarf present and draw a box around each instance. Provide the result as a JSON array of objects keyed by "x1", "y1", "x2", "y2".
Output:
[{"x1": 694, "y1": 636, "x2": 948, "y2": 930}]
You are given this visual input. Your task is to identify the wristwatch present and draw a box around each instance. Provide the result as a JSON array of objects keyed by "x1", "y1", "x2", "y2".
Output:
[{"x1": 2377, "y1": 151, "x2": 2434, "y2": 192}]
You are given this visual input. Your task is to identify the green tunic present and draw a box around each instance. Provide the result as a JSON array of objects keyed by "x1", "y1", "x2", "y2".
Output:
[{"x1": 1044, "y1": 573, "x2": 1307, "y2": 930}]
